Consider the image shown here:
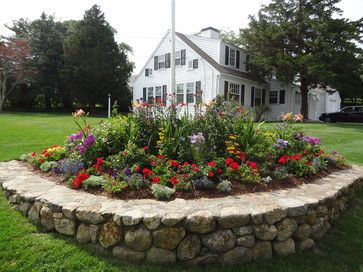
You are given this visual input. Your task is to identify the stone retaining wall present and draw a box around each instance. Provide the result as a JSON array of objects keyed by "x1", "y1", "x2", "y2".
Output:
[{"x1": 1, "y1": 161, "x2": 362, "y2": 265}]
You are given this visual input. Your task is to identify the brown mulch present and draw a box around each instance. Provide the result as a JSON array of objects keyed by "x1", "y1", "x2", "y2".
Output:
[{"x1": 23, "y1": 162, "x2": 348, "y2": 201}]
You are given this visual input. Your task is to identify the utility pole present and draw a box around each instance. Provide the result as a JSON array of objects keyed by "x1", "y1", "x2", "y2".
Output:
[
  {"x1": 170, "y1": 0, "x2": 176, "y2": 104},
  {"x1": 108, "y1": 93, "x2": 111, "y2": 118}
]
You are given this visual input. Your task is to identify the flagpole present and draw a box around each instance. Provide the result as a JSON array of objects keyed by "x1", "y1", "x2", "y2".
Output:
[{"x1": 171, "y1": 0, "x2": 176, "y2": 103}]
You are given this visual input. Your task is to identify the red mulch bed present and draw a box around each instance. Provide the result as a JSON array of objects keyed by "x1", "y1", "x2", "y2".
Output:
[{"x1": 23, "y1": 162, "x2": 348, "y2": 201}]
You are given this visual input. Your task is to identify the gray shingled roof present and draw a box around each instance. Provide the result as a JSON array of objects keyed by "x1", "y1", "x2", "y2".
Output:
[{"x1": 176, "y1": 32, "x2": 266, "y2": 84}]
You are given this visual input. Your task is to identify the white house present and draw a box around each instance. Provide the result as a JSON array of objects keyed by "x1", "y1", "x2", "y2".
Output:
[{"x1": 132, "y1": 27, "x2": 341, "y2": 121}]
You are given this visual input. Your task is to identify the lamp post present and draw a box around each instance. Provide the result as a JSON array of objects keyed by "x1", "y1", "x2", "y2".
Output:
[
  {"x1": 108, "y1": 93, "x2": 111, "y2": 118},
  {"x1": 170, "y1": 0, "x2": 176, "y2": 103}
]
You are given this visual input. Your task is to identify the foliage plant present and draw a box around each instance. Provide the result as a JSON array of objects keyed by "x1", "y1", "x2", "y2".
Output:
[{"x1": 21, "y1": 103, "x2": 349, "y2": 200}]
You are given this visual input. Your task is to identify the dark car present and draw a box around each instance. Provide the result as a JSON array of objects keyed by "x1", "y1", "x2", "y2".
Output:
[{"x1": 319, "y1": 106, "x2": 363, "y2": 123}]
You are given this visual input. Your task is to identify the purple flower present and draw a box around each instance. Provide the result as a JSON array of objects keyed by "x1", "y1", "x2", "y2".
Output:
[
  {"x1": 53, "y1": 158, "x2": 84, "y2": 176},
  {"x1": 331, "y1": 150, "x2": 338, "y2": 155},
  {"x1": 67, "y1": 131, "x2": 83, "y2": 141},
  {"x1": 188, "y1": 133, "x2": 205, "y2": 145},
  {"x1": 76, "y1": 145, "x2": 87, "y2": 154},
  {"x1": 124, "y1": 168, "x2": 132, "y2": 176},
  {"x1": 274, "y1": 139, "x2": 289, "y2": 149},
  {"x1": 302, "y1": 136, "x2": 321, "y2": 145},
  {"x1": 83, "y1": 134, "x2": 96, "y2": 147}
]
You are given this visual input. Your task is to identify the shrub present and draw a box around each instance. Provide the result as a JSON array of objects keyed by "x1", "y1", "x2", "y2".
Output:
[
  {"x1": 82, "y1": 175, "x2": 107, "y2": 187},
  {"x1": 151, "y1": 184, "x2": 175, "y2": 200},
  {"x1": 216, "y1": 180, "x2": 232, "y2": 193},
  {"x1": 125, "y1": 173, "x2": 149, "y2": 190}
]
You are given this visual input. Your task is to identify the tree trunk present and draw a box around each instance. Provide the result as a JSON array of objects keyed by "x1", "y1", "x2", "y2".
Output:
[
  {"x1": 0, "y1": 98, "x2": 4, "y2": 113},
  {"x1": 300, "y1": 77, "x2": 309, "y2": 121}
]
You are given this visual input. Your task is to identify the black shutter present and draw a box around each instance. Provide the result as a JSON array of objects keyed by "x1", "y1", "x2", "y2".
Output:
[
  {"x1": 236, "y1": 50, "x2": 240, "y2": 69},
  {"x1": 241, "y1": 84, "x2": 245, "y2": 105},
  {"x1": 193, "y1": 59, "x2": 198, "y2": 69},
  {"x1": 162, "y1": 85, "x2": 167, "y2": 105},
  {"x1": 246, "y1": 54, "x2": 249, "y2": 71},
  {"x1": 224, "y1": 81, "x2": 229, "y2": 100},
  {"x1": 279, "y1": 90, "x2": 285, "y2": 104},
  {"x1": 262, "y1": 89, "x2": 266, "y2": 105},
  {"x1": 143, "y1": 87, "x2": 147, "y2": 101},
  {"x1": 181, "y1": 49, "x2": 186, "y2": 65},
  {"x1": 251, "y1": 87, "x2": 255, "y2": 107},
  {"x1": 154, "y1": 56, "x2": 158, "y2": 70},
  {"x1": 225, "y1": 46, "x2": 229, "y2": 65},
  {"x1": 165, "y1": 53, "x2": 171, "y2": 68},
  {"x1": 145, "y1": 69, "x2": 149, "y2": 77}
]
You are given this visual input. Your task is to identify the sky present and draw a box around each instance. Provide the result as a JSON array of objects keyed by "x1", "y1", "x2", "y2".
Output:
[{"x1": 1, "y1": 0, "x2": 362, "y2": 75}]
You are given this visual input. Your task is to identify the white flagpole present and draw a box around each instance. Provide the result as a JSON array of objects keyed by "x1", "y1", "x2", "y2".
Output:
[{"x1": 171, "y1": 0, "x2": 176, "y2": 104}]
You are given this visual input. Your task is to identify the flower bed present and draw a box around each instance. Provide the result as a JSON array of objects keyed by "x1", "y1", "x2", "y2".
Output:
[{"x1": 21, "y1": 99, "x2": 349, "y2": 200}]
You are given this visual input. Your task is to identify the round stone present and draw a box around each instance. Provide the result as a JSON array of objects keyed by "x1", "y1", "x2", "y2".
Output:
[
  {"x1": 40, "y1": 206, "x2": 54, "y2": 231},
  {"x1": 253, "y1": 241, "x2": 272, "y2": 261},
  {"x1": 76, "y1": 223, "x2": 91, "y2": 244},
  {"x1": 89, "y1": 224, "x2": 100, "y2": 244},
  {"x1": 296, "y1": 238, "x2": 315, "y2": 251},
  {"x1": 264, "y1": 209, "x2": 287, "y2": 225},
  {"x1": 177, "y1": 234, "x2": 202, "y2": 261},
  {"x1": 153, "y1": 227, "x2": 186, "y2": 250},
  {"x1": 99, "y1": 221, "x2": 122, "y2": 248},
  {"x1": 125, "y1": 228, "x2": 152, "y2": 251},
  {"x1": 185, "y1": 210, "x2": 216, "y2": 234},
  {"x1": 113, "y1": 246, "x2": 145, "y2": 263},
  {"x1": 217, "y1": 207, "x2": 250, "y2": 229},
  {"x1": 232, "y1": 226, "x2": 253, "y2": 236},
  {"x1": 28, "y1": 202, "x2": 42, "y2": 224},
  {"x1": 54, "y1": 217, "x2": 76, "y2": 236},
  {"x1": 143, "y1": 214, "x2": 161, "y2": 230},
  {"x1": 276, "y1": 218, "x2": 297, "y2": 241},
  {"x1": 294, "y1": 224, "x2": 311, "y2": 241},
  {"x1": 254, "y1": 223, "x2": 277, "y2": 240},
  {"x1": 145, "y1": 247, "x2": 176, "y2": 264},
  {"x1": 201, "y1": 229, "x2": 236, "y2": 253},
  {"x1": 220, "y1": 247, "x2": 253, "y2": 264},
  {"x1": 236, "y1": 235, "x2": 255, "y2": 248},
  {"x1": 273, "y1": 238, "x2": 295, "y2": 256}
]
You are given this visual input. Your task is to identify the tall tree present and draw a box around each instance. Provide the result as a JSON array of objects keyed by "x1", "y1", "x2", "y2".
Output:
[
  {"x1": 240, "y1": 0, "x2": 362, "y2": 119},
  {"x1": 63, "y1": 5, "x2": 133, "y2": 111},
  {"x1": 0, "y1": 39, "x2": 33, "y2": 112},
  {"x1": 7, "y1": 13, "x2": 67, "y2": 109}
]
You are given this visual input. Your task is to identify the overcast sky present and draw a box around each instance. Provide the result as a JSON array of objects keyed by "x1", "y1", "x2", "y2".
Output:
[{"x1": 1, "y1": 0, "x2": 362, "y2": 75}]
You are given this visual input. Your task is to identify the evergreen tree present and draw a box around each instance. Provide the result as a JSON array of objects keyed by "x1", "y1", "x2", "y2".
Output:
[{"x1": 63, "y1": 5, "x2": 133, "y2": 112}]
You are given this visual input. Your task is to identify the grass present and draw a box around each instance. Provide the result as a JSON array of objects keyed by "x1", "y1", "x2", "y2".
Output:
[{"x1": 0, "y1": 112, "x2": 362, "y2": 272}]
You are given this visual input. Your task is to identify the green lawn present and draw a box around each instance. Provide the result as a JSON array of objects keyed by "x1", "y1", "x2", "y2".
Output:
[{"x1": 0, "y1": 113, "x2": 362, "y2": 272}]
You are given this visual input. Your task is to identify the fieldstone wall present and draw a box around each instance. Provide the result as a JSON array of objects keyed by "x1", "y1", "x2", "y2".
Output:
[{"x1": 1, "y1": 161, "x2": 362, "y2": 265}]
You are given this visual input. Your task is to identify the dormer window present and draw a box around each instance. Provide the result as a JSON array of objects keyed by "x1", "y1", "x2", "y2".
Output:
[
  {"x1": 145, "y1": 68, "x2": 153, "y2": 77},
  {"x1": 188, "y1": 59, "x2": 198, "y2": 70},
  {"x1": 175, "y1": 49, "x2": 186, "y2": 66},
  {"x1": 158, "y1": 54, "x2": 165, "y2": 69}
]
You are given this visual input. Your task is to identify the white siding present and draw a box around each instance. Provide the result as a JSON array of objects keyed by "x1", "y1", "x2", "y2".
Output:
[
  {"x1": 187, "y1": 35, "x2": 220, "y2": 63},
  {"x1": 133, "y1": 31, "x2": 219, "y2": 114}
]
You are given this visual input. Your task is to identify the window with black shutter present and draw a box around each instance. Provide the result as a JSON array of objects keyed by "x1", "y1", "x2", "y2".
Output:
[
  {"x1": 262, "y1": 89, "x2": 266, "y2": 105},
  {"x1": 154, "y1": 56, "x2": 158, "y2": 70},
  {"x1": 162, "y1": 85, "x2": 167, "y2": 105},
  {"x1": 279, "y1": 90, "x2": 285, "y2": 104},
  {"x1": 181, "y1": 49, "x2": 186, "y2": 65},
  {"x1": 236, "y1": 50, "x2": 240, "y2": 69},
  {"x1": 251, "y1": 87, "x2": 255, "y2": 107},
  {"x1": 143, "y1": 87, "x2": 147, "y2": 101},
  {"x1": 224, "y1": 81, "x2": 229, "y2": 100},
  {"x1": 145, "y1": 69, "x2": 149, "y2": 77},
  {"x1": 241, "y1": 84, "x2": 245, "y2": 105},
  {"x1": 165, "y1": 53, "x2": 171, "y2": 68},
  {"x1": 225, "y1": 46, "x2": 229, "y2": 65}
]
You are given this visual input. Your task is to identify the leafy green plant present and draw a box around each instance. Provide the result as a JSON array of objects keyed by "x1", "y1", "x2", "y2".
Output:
[
  {"x1": 216, "y1": 180, "x2": 232, "y2": 193},
  {"x1": 82, "y1": 175, "x2": 107, "y2": 187},
  {"x1": 151, "y1": 184, "x2": 175, "y2": 200}
]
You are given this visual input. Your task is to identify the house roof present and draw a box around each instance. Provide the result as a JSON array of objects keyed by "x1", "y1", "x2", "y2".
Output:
[{"x1": 176, "y1": 32, "x2": 266, "y2": 84}]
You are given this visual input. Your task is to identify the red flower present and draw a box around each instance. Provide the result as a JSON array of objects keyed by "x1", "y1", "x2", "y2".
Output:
[
  {"x1": 143, "y1": 146, "x2": 149, "y2": 151},
  {"x1": 122, "y1": 151, "x2": 128, "y2": 155},
  {"x1": 225, "y1": 158, "x2": 235, "y2": 165},
  {"x1": 157, "y1": 155, "x2": 165, "y2": 159},
  {"x1": 208, "y1": 172, "x2": 215, "y2": 177},
  {"x1": 207, "y1": 161, "x2": 217, "y2": 167},
  {"x1": 183, "y1": 174, "x2": 189, "y2": 178},
  {"x1": 150, "y1": 160, "x2": 156, "y2": 165},
  {"x1": 246, "y1": 161, "x2": 258, "y2": 170},
  {"x1": 169, "y1": 160, "x2": 180, "y2": 168},
  {"x1": 191, "y1": 163, "x2": 197, "y2": 167},
  {"x1": 291, "y1": 154, "x2": 301, "y2": 161},
  {"x1": 193, "y1": 167, "x2": 201, "y2": 172},
  {"x1": 239, "y1": 152, "x2": 247, "y2": 161},
  {"x1": 72, "y1": 172, "x2": 90, "y2": 189},
  {"x1": 183, "y1": 162, "x2": 189, "y2": 166},
  {"x1": 170, "y1": 175, "x2": 179, "y2": 185},
  {"x1": 305, "y1": 161, "x2": 313, "y2": 166},
  {"x1": 217, "y1": 168, "x2": 223, "y2": 174},
  {"x1": 93, "y1": 157, "x2": 104, "y2": 171},
  {"x1": 44, "y1": 152, "x2": 51, "y2": 157},
  {"x1": 152, "y1": 176, "x2": 161, "y2": 183},
  {"x1": 142, "y1": 168, "x2": 153, "y2": 177},
  {"x1": 278, "y1": 155, "x2": 290, "y2": 165},
  {"x1": 229, "y1": 162, "x2": 239, "y2": 170},
  {"x1": 31, "y1": 152, "x2": 36, "y2": 157},
  {"x1": 134, "y1": 165, "x2": 141, "y2": 172}
]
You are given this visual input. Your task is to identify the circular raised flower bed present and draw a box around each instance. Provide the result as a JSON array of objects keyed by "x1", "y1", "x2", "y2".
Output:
[{"x1": 1, "y1": 160, "x2": 362, "y2": 265}]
